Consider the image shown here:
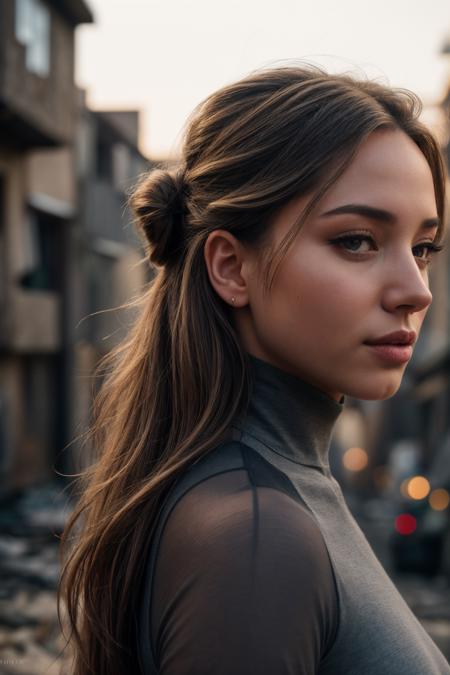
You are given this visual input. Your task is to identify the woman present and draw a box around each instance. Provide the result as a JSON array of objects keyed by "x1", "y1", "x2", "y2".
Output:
[{"x1": 59, "y1": 65, "x2": 449, "y2": 674}]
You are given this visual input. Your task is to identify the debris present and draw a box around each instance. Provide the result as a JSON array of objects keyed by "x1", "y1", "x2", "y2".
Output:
[{"x1": 0, "y1": 481, "x2": 74, "y2": 674}]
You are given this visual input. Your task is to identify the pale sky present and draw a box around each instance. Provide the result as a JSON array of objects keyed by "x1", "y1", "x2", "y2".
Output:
[{"x1": 75, "y1": 0, "x2": 450, "y2": 160}]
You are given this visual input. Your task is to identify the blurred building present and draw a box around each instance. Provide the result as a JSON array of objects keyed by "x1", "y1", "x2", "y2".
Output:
[
  {"x1": 0, "y1": 0, "x2": 153, "y2": 496},
  {"x1": 0, "y1": 0, "x2": 94, "y2": 495},
  {"x1": 69, "y1": 100, "x2": 153, "y2": 475}
]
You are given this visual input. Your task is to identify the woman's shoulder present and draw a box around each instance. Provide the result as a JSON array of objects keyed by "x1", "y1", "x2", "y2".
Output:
[
  {"x1": 150, "y1": 443, "x2": 340, "y2": 672},
  {"x1": 155, "y1": 440, "x2": 335, "y2": 588}
]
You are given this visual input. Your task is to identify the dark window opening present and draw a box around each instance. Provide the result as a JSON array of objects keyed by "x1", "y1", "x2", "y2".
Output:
[
  {"x1": 96, "y1": 138, "x2": 113, "y2": 182},
  {"x1": 20, "y1": 208, "x2": 63, "y2": 291}
]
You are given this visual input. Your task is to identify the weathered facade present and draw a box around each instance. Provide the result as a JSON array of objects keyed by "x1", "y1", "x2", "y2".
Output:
[
  {"x1": 68, "y1": 97, "x2": 152, "y2": 475},
  {"x1": 0, "y1": 1, "x2": 155, "y2": 495},
  {"x1": 0, "y1": 0, "x2": 92, "y2": 148},
  {"x1": 0, "y1": 0, "x2": 95, "y2": 496}
]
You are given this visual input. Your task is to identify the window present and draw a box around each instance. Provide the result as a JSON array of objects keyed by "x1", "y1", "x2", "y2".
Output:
[
  {"x1": 19, "y1": 209, "x2": 62, "y2": 291},
  {"x1": 96, "y1": 138, "x2": 113, "y2": 182},
  {"x1": 15, "y1": 0, "x2": 50, "y2": 77}
]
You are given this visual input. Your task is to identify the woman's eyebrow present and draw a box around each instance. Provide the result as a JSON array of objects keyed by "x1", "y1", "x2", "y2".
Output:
[{"x1": 319, "y1": 203, "x2": 440, "y2": 230}]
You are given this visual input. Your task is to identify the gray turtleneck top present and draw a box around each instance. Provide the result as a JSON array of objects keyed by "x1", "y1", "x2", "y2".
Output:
[{"x1": 137, "y1": 354, "x2": 450, "y2": 674}]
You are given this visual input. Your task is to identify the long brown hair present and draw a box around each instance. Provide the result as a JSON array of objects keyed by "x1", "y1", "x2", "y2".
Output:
[{"x1": 58, "y1": 65, "x2": 447, "y2": 674}]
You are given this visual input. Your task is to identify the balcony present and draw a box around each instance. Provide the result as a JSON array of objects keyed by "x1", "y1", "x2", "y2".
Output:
[{"x1": 0, "y1": 0, "x2": 93, "y2": 149}]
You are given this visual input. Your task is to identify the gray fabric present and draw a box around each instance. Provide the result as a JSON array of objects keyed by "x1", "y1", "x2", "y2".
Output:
[
  {"x1": 149, "y1": 455, "x2": 339, "y2": 674},
  {"x1": 229, "y1": 353, "x2": 450, "y2": 674}
]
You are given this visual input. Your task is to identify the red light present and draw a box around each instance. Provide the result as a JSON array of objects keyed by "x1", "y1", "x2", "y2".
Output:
[{"x1": 395, "y1": 513, "x2": 417, "y2": 535}]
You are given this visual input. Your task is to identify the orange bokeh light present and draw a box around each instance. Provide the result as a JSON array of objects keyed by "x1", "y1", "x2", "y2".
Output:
[
  {"x1": 429, "y1": 488, "x2": 450, "y2": 511},
  {"x1": 406, "y1": 476, "x2": 430, "y2": 500},
  {"x1": 343, "y1": 447, "x2": 368, "y2": 472}
]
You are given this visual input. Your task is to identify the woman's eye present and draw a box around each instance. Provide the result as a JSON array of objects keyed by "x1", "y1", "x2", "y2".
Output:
[
  {"x1": 330, "y1": 234, "x2": 376, "y2": 254},
  {"x1": 412, "y1": 243, "x2": 430, "y2": 260},
  {"x1": 412, "y1": 242, "x2": 444, "y2": 264},
  {"x1": 330, "y1": 236, "x2": 445, "y2": 266}
]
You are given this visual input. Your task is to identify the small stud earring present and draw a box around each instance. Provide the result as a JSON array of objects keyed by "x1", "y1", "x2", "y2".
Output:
[{"x1": 231, "y1": 296, "x2": 236, "y2": 304}]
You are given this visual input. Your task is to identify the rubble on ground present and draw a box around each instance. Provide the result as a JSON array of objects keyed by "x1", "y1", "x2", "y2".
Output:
[{"x1": 0, "y1": 482, "x2": 73, "y2": 675}]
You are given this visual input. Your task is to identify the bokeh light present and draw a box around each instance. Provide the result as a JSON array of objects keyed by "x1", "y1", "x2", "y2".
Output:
[
  {"x1": 429, "y1": 488, "x2": 450, "y2": 511},
  {"x1": 343, "y1": 447, "x2": 368, "y2": 472},
  {"x1": 395, "y1": 513, "x2": 417, "y2": 535},
  {"x1": 406, "y1": 476, "x2": 431, "y2": 500}
]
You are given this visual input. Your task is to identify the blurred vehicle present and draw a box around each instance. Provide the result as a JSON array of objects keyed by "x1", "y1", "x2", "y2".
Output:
[
  {"x1": 389, "y1": 499, "x2": 448, "y2": 576},
  {"x1": 388, "y1": 433, "x2": 450, "y2": 578}
]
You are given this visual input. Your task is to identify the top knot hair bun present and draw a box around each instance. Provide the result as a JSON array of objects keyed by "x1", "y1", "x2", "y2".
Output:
[{"x1": 131, "y1": 168, "x2": 187, "y2": 267}]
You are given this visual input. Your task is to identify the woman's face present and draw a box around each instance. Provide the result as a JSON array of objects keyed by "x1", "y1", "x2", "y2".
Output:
[{"x1": 235, "y1": 128, "x2": 440, "y2": 401}]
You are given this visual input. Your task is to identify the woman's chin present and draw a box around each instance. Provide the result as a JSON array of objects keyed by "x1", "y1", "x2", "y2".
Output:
[{"x1": 341, "y1": 373, "x2": 404, "y2": 401}]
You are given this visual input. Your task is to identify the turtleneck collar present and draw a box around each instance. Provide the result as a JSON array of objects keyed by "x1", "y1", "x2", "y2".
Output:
[{"x1": 231, "y1": 353, "x2": 345, "y2": 469}]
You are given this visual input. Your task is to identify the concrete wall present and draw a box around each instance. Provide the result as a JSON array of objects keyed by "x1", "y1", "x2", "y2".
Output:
[{"x1": 0, "y1": 1, "x2": 76, "y2": 146}]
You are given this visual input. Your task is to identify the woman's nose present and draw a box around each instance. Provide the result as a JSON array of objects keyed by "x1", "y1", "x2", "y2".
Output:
[{"x1": 381, "y1": 253, "x2": 433, "y2": 315}]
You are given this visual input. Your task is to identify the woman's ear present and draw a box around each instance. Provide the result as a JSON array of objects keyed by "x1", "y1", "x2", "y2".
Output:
[{"x1": 203, "y1": 230, "x2": 250, "y2": 307}]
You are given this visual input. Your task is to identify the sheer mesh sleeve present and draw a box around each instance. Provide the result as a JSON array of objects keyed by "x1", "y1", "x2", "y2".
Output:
[{"x1": 150, "y1": 469, "x2": 339, "y2": 675}]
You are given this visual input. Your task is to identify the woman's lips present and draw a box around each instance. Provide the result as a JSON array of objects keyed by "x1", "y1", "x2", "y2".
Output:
[{"x1": 365, "y1": 343, "x2": 413, "y2": 364}]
